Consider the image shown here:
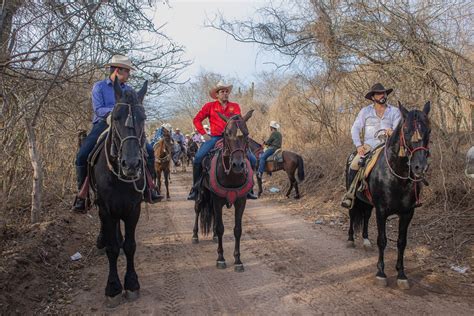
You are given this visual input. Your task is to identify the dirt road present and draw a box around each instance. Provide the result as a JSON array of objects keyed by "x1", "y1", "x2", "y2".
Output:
[{"x1": 67, "y1": 172, "x2": 472, "y2": 314}]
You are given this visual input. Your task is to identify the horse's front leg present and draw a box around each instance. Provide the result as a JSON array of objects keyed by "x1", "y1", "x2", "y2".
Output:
[
  {"x1": 257, "y1": 176, "x2": 263, "y2": 197},
  {"x1": 375, "y1": 210, "x2": 388, "y2": 286},
  {"x1": 396, "y1": 211, "x2": 414, "y2": 289},
  {"x1": 192, "y1": 202, "x2": 200, "y2": 244},
  {"x1": 123, "y1": 206, "x2": 141, "y2": 300},
  {"x1": 233, "y1": 198, "x2": 246, "y2": 272},
  {"x1": 347, "y1": 207, "x2": 355, "y2": 248},
  {"x1": 101, "y1": 212, "x2": 122, "y2": 306},
  {"x1": 214, "y1": 203, "x2": 226, "y2": 269},
  {"x1": 156, "y1": 168, "x2": 162, "y2": 194}
]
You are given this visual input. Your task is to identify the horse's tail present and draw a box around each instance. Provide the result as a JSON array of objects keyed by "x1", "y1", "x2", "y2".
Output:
[
  {"x1": 296, "y1": 155, "x2": 305, "y2": 182},
  {"x1": 199, "y1": 189, "x2": 214, "y2": 235},
  {"x1": 350, "y1": 206, "x2": 364, "y2": 232}
]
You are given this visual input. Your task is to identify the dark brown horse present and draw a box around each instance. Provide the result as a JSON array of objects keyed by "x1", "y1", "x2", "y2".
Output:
[
  {"x1": 153, "y1": 129, "x2": 173, "y2": 199},
  {"x1": 248, "y1": 139, "x2": 304, "y2": 198},
  {"x1": 194, "y1": 110, "x2": 254, "y2": 272}
]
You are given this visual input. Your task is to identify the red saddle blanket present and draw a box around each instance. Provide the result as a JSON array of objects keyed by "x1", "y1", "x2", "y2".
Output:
[{"x1": 208, "y1": 139, "x2": 254, "y2": 205}]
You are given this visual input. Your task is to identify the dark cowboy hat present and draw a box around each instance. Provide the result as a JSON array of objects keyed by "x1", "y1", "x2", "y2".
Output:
[{"x1": 365, "y1": 83, "x2": 393, "y2": 100}]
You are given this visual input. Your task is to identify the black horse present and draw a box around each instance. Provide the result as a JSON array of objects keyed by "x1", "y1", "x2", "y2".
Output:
[
  {"x1": 346, "y1": 101, "x2": 431, "y2": 289},
  {"x1": 187, "y1": 139, "x2": 199, "y2": 166},
  {"x1": 194, "y1": 110, "x2": 254, "y2": 272},
  {"x1": 91, "y1": 78, "x2": 148, "y2": 306}
]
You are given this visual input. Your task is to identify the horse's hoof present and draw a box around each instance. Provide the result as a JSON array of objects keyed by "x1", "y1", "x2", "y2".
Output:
[
  {"x1": 346, "y1": 240, "x2": 355, "y2": 248},
  {"x1": 125, "y1": 289, "x2": 140, "y2": 301},
  {"x1": 216, "y1": 261, "x2": 227, "y2": 269},
  {"x1": 375, "y1": 276, "x2": 388, "y2": 287},
  {"x1": 294, "y1": 195, "x2": 300, "y2": 199},
  {"x1": 213, "y1": 236, "x2": 218, "y2": 243},
  {"x1": 105, "y1": 293, "x2": 122, "y2": 308},
  {"x1": 234, "y1": 264, "x2": 244, "y2": 272},
  {"x1": 397, "y1": 279, "x2": 410, "y2": 290},
  {"x1": 363, "y1": 239, "x2": 372, "y2": 249},
  {"x1": 192, "y1": 237, "x2": 199, "y2": 244}
]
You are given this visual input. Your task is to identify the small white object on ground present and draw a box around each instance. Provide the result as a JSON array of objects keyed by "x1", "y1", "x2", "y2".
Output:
[
  {"x1": 315, "y1": 219, "x2": 324, "y2": 224},
  {"x1": 450, "y1": 265, "x2": 469, "y2": 274},
  {"x1": 269, "y1": 187, "x2": 280, "y2": 193},
  {"x1": 70, "y1": 252, "x2": 82, "y2": 261}
]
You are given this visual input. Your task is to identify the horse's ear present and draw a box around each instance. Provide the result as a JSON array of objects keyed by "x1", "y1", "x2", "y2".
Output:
[
  {"x1": 113, "y1": 76, "x2": 122, "y2": 100},
  {"x1": 422, "y1": 101, "x2": 431, "y2": 116},
  {"x1": 217, "y1": 112, "x2": 229, "y2": 123},
  {"x1": 243, "y1": 109, "x2": 254, "y2": 122},
  {"x1": 398, "y1": 101, "x2": 409, "y2": 118},
  {"x1": 137, "y1": 80, "x2": 148, "y2": 104}
]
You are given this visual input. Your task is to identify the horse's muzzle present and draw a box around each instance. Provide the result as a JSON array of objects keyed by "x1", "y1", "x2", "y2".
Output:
[{"x1": 121, "y1": 157, "x2": 142, "y2": 177}]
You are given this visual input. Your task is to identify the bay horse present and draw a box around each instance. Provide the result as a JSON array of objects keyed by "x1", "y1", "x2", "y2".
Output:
[
  {"x1": 90, "y1": 78, "x2": 148, "y2": 306},
  {"x1": 193, "y1": 110, "x2": 254, "y2": 272},
  {"x1": 346, "y1": 101, "x2": 431, "y2": 289},
  {"x1": 248, "y1": 139, "x2": 304, "y2": 198},
  {"x1": 153, "y1": 129, "x2": 173, "y2": 199}
]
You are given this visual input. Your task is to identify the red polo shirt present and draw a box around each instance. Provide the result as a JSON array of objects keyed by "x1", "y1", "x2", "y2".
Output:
[{"x1": 193, "y1": 100, "x2": 241, "y2": 136}]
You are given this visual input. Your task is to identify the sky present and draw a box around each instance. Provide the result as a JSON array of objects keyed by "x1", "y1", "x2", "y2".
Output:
[{"x1": 149, "y1": 0, "x2": 289, "y2": 84}]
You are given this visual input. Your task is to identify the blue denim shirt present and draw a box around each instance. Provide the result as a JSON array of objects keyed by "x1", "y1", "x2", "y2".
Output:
[{"x1": 91, "y1": 78, "x2": 130, "y2": 123}]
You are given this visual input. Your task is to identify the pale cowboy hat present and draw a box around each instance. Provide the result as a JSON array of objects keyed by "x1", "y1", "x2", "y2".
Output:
[
  {"x1": 270, "y1": 121, "x2": 281, "y2": 129},
  {"x1": 365, "y1": 83, "x2": 393, "y2": 100},
  {"x1": 209, "y1": 81, "x2": 233, "y2": 99},
  {"x1": 203, "y1": 124, "x2": 210, "y2": 129},
  {"x1": 175, "y1": 127, "x2": 181, "y2": 131},
  {"x1": 105, "y1": 54, "x2": 135, "y2": 70},
  {"x1": 161, "y1": 123, "x2": 172, "y2": 131}
]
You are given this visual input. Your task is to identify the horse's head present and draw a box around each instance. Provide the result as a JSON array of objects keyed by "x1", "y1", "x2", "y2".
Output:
[
  {"x1": 218, "y1": 110, "x2": 254, "y2": 174},
  {"x1": 110, "y1": 77, "x2": 148, "y2": 178},
  {"x1": 397, "y1": 101, "x2": 431, "y2": 178}
]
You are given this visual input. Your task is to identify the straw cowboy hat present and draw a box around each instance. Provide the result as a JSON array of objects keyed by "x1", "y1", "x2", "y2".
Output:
[
  {"x1": 175, "y1": 127, "x2": 181, "y2": 131},
  {"x1": 203, "y1": 124, "x2": 210, "y2": 129},
  {"x1": 209, "y1": 81, "x2": 233, "y2": 99},
  {"x1": 270, "y1": 121, "x2": 280, "y2": 129},
  {"x1": 105, "y1": 54, "x2": 135, "y2": 70},
  {"x1": 365, "y1": 83, "x2": 393, "y2": 100},
  {"x1": 161, "y1": 123, "x2": 172, "y2": 131}
]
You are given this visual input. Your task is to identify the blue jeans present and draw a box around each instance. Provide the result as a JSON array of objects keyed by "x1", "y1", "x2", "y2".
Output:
[
  {"x1": 145, "y1": 142, "x2": 154, "y2": 166},
  {"x1": 258, "y1": 148, "x2": 276, "y2": 174},
  {"x1": 193, "y1": 136, "x2": 256, "y2": 169},
  {"x1": 75, "y1": 120, "x2": 108, "y2": 167}
]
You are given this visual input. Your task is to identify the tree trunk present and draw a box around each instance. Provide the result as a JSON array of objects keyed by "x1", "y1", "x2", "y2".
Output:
[{"x1": 24, "y1": 118, "x2": 42, "y2": 224}]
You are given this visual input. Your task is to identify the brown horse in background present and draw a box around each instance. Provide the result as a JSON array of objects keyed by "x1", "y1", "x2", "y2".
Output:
[
  {"x1": 153, "y1": 129, "x2": 173, "y2": 199},
  {"x1": 248, "y1": 138, "x2": 304, "y2": 199}
]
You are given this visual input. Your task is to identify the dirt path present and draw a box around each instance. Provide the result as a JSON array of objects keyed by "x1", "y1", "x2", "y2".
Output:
[{"x1": 66, "y1": 172, "x2": 472, "y2": 315}]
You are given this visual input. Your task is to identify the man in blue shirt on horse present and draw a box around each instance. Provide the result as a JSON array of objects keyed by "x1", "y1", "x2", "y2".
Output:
[{"x1": 72, "y1": 55, "x2": 162, "y2": 212}]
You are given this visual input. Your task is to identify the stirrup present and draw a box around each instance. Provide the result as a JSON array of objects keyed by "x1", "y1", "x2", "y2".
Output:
[{"x1": 341, "y1": 197, "x2": 353, "y2": 209}]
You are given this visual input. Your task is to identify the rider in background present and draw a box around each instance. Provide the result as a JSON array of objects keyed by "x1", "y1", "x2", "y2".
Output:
[
  {"x1": 187, "y1": 81, "x2": 258, "y2": 200},
  {"x1": 172, "y1": 127, "x2": 187, "y2": 154},
  {"x1": 341, "y1": 83, "x2": 401, "y2": 208},
  {"x1": 257, "y1": 121, "x2": 282, "y2": 179},
  {"x1": 72, "y1": 55, "x2": 162, "y2": 212}
]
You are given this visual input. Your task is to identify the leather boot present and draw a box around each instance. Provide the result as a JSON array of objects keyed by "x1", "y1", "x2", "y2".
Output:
[
  {"x1": 247, "y1": 188, "x2": 258, "y2": 200},
  {"x1": 187, "y1": 164, "x2": 202, "y2": 201},
  {"x1": 144, "y1": 162, "x2": 163, "y2": 203},
  {"x1": 72, "y1": 165, "x2": 87, "y2": 212}
]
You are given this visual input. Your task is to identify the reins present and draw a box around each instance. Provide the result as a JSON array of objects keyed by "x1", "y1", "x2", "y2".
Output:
[
  {"x1": 104, "y1": 102, "x2": 146, "y2": 193},
  {"x1": 221, "y1": 117, "x2": 249, "y2": 175}
]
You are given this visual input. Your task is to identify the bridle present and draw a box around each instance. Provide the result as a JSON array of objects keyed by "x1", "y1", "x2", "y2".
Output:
[
  {"x1": 221, "y1": 117, "x2": 249, "y2": 175},
  {"x1": 104, "y1": 102, "x2": 146, "y2": 193},
  {"x1": 384, "y1": 117, "x2": 430, "y2": 182}
]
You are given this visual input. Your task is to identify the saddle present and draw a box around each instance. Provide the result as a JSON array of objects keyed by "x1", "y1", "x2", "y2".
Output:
[
  {"x1": 267, "y1": 148, "x2": 283, "y2": 162},
  {"x1": 347, "y1": 145, "x2": 385, "y2": 205},
  {"x1": 200, "y1": 139, "x2": 254, "y2": 206}
]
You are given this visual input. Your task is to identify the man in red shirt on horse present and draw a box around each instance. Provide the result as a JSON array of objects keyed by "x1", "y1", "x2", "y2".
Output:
[{"x1": 187, "y1": 81, "x2": 257, "y2": 200}]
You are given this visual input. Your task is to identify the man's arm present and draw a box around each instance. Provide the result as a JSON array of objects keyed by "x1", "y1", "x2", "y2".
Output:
[
  {"x1": 351, "y1": 108, "x2": 365, "y2": 148},
  {"x1": 193, "y1": 103, "x2": 210, "y2": 135},
  {"x1": 391, "y1": 107, "x2": 402, "y2": 130},
  {"x1": 92, "y1": 82, "x2": 109, "y2": 119}
]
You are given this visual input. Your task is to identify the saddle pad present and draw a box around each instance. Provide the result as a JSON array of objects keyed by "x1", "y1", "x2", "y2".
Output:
[
  {"x1": 267, "y1": 148, "x2": 283, "y2": 162},
  {"x1": 209, "y1": 150, "x2": 254, "y2": 205},
  {"x1": 363, "y1": 146, "x2": 384, "y2": 178}
]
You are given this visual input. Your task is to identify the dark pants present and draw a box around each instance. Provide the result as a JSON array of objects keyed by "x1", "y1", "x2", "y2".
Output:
[{"x1": 75, "y1": 120, "x2": 108, "y2": 167}]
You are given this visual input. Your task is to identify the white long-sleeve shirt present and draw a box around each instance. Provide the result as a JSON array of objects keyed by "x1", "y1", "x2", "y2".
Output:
[{"x1": 351, "y1": 104, "x2": 402, "y2": 148}]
